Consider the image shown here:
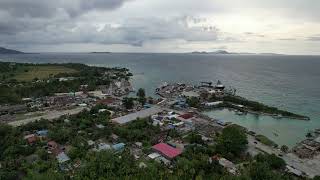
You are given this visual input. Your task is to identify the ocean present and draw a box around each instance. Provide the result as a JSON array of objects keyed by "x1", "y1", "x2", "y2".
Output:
[{"x1": 1, "y1": 53, "x2": 319, "y2": 147}]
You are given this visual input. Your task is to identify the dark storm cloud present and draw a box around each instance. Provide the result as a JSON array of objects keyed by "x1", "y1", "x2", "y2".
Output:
[
  {"x1": 0, "y1": 0, "x2": 129, "y2": 18},
  {"x1": 1, "y1": 16, "x2": 219, "y2": 47}
]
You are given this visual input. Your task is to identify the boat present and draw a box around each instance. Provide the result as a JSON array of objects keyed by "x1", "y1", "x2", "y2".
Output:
[{"x1": 235, "y1": 111, "x2": 244, "y2": 115}]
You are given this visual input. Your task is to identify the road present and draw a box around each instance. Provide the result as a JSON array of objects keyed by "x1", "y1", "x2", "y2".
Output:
[
  {"x1": 112, "y1": 106, "x2": 162, "y2": 125},
  {"x1": 8, "y1": 107, "x2": 87, "y2": 127},
  {"x1": 247, "y1": 134, "x2": 320, "y2": 178}
]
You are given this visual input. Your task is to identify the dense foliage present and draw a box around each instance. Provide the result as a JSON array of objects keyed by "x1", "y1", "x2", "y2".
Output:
[{"x1": 216, "y1": 125, "x2": 248, "y2": 159}]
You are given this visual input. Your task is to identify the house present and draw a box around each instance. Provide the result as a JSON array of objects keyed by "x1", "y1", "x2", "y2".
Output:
[
  {"x1": 286, "y1": 165, "x2": 303, "y2": 177},
  {"x1": 87, "y1": 140, "x2": 95, "y2": 146},
  {"x1": 148, "y1": 152, "x2": 161, "y2": 159},
  {"x1": 24, "y1": 134, "x2": 37, "y2": 145},
  {"x1": 48, "y1": 141, "x2": 58, "y2": 150},
  {"x1": 178, "y1": 113, "x2": 193, "y2": 120},
  {"x1": 97, "y1": 97, "x2": 117, "y2": 106},
  {"x1": 96, "y1": 124, "x2": 105, "y2": 129},
  {"x1": 36, "y1": 130, "x2": 48, "y2": 137},
  {"x1": 94, "y1": 143, "x2": 111, "y2": 152},
  {"x1": 212, "y1": 155, "x2": 238, "y2": 175},
  {"x1": 152, "y1": 143, "x2": 182, "y2": 159},
  {"x1": 56, "y1": 152, "x2": 70, "y2": 163},
  {"x1": 112, "y1": 143, "x2": 125, "y2": 151}
]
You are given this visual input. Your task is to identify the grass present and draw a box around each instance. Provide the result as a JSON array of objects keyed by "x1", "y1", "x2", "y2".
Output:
[
  {"x1": 10, "y1": 65, "x2": 77, "y2": 81},
  {"x1": 255, "y1": 134, "x2": 277, "y2": 147}
]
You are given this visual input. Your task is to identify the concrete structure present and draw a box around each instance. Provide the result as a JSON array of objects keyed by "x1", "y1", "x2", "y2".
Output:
[{"x1": 112, "y1": 106, "x2": 162, "y2": 125}]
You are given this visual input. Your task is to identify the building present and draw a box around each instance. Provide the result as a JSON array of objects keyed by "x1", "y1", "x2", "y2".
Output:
[
  {"x1": 36, "y1": 130, "x2": 48, "y2": 137},
  {"x1": 182, "y1": 91, "x2": 200, "y2": 98},
  {"x1": 24, "y1": 134, "x2": 37, "y2": 145},
  {"x1": 56, "y1": 152, "x2": 70, "y2": 164},
  {"x1": 178, "y1": 113, "x2": 193, "y2": 121},
  {"x1": 94, "y1": 143, "x2": 111, "y2": 152},
  {"x1": 112, "y1": 143, "x2": 125, "y2": 151},
  {"x1": 212, "y1": 155, "x2": 238, "y2": 175},
  {"x1": 152, "y1": 143, "x2": 182, "y2": 159}
]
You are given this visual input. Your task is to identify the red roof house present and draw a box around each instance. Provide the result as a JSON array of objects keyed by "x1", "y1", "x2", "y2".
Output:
[
  {"x1": 152, "y1": 143, "x2": 182, "y2": 159},
  {"x1": 97, "y1": 98, "x2": 116, "y2": 105},
  {"x1": 178, "y1": 113, "x2": 193, "y2": 120}
]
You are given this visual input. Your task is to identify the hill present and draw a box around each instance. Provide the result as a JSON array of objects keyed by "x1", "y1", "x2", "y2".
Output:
[{"x1": 0, "y1": 47, "x2": 24, "y2": 54}]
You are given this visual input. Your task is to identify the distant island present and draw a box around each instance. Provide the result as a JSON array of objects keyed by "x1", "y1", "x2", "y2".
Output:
[
  {"x1": 90, "y1": 52, "x2": 111, "y2": 54},
  {"x1": 0, "y1": 47, "x2": 24, "y2": 54},
  {"x1": 191, "y1": 50, "x2": 283, "y2": 55}
]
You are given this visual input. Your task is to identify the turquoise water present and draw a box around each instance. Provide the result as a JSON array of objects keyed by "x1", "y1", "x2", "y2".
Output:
[
  {"x1": 203, "y1": 109, "x2": 308, "y2": 147},
  {"x1": 0, "y1": 53, "x2": 319, "y2": 147}
]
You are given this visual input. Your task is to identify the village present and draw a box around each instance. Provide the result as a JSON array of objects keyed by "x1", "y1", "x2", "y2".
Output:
[{"x1": 0, "y1": 63, "x2": 319, "y2": 179}]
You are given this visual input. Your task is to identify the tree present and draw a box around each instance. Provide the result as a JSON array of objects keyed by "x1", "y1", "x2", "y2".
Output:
[
  {"x1": 122, "y1": 97, "x2": 134, "y2": 109},
  {"x1": 280, "y1": 145, "x2": 289, "y2": 153},
  {"x1": 186, "y1": 97, "x2": 200, "y2": 108},
  {"x1": 255, "y1": 153, "x2": 286, "y2": 170},
  {"x1": 216, "y1": 126, "x2": 248, "y2": 158},
  {"x1": 188, "y1": 132, "x2": 204, "y2": 145},
  {"x1": 136, "y1": 88, "x2": 146, "y2": 98},
  {"x1": 137, "y1": 88, "x2": 146, "y2": 105}
]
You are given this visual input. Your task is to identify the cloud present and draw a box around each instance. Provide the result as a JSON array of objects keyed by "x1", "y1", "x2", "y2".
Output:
[
  {"x1": 0, "y1": 16, "x2": 219, "y2": 47},
  {"x1": 0, "y1": 0, "x2": 130, "y2": 18},
  {"x1": 277, "y1": 38, "x2": 296, "y2": 41},
  {"x1": 0, "y1": 0, "x2": 320, "y2": 54},
  {"x1": 307, "y1": 36, "x2": 320, "y2": 41}
]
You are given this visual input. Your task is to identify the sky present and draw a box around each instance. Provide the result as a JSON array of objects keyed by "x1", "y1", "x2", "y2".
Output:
[{"x1": 0, "y1": 0, "x2": 320, "y2": 55}]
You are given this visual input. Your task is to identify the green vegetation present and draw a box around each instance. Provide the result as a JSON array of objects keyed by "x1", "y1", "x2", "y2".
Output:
[
  {"x1": 216, "y1": 125, "x2": 248, "y2": 159},
  {"x1": 186, "y1": 97, "x2": 200, "y2": 108},
  {"x1": 222, "y1": 95, "x2": 308, "y2": 119},
  {"x1": 255, "y1": 134, "x2": 278, "y2": 147},
  {"x1": 0, "y1": 62, "x2": 131, "y2": 105},
  {"x1": 137, "y1": 88, "x2": 146, "y2": 105},
  {"x1": 206, "y1": 94, "x2": 308, "y2": 120},
  {"x1": 115, "y1": 118, "x2": 161, "y2": 143},
  {"x1": 11, "y1": 65, "x2": 77, "y2": 82},
  {"x1": 281, "y1": 145, "x2": 289, "y2": 153},
  {"x1": 0, "y1": 106, "x2": 300, "y2": 180},
  {"x1": 122, "y1": 97, "x2": 135, "y2": 109}
]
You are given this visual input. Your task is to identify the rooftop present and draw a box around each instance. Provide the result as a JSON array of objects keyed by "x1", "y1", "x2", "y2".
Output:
[{"x1": 152, "y1": 143, "x2": 182, "y2": 159}]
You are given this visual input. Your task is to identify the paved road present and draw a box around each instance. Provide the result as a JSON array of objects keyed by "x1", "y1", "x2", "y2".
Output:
[
  {"x1": 8, "y1": 107, "x2": 87, "y2": 127},
  {"x1": 112, "y1": 106, "x2": 162, "y2": 125},
  {"x1": 247, "y1": 134, "x2": 320, "y2": 178}
]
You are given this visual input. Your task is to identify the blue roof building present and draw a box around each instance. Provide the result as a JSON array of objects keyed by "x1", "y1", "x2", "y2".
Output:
[
  {"x1": 36, "y1": 130, "x2": 48, "y2": 137},
  {"x1": 112, "y1": 143, "x2": 125, "y2": 151}
]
